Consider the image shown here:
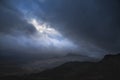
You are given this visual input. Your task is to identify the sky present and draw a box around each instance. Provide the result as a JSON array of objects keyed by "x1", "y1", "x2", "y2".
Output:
[{"x1": 0, "y1": 0, "x2": 120, "y2": 62}]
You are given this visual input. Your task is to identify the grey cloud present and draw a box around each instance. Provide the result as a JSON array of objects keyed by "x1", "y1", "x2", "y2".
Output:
[
  {"x1": 37, "y1": 0, "x2": 120, "y2": 53},
  {"x1": 0, "y1": 0, "x2": 120, "y2": 62}
]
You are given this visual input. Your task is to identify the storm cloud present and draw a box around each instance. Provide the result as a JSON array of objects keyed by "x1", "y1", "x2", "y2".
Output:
[{"x1": 0, "y1": 0, "x2": 120, "y2": 61}]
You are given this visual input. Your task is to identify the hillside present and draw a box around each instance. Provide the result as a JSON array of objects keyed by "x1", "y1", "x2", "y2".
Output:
[{"x1": 1, "y1": 54, "x2": 120, "y2": 80}]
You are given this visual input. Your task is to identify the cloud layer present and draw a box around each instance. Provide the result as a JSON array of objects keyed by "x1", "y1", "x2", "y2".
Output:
[{"x1": 0, "y1": 0, "x2": 120, "y2": 61}]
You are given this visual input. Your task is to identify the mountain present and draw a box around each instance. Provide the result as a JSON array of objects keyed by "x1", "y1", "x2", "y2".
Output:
[{"x1": 1, "y1": 54, "x2": 120, "y2": 80}]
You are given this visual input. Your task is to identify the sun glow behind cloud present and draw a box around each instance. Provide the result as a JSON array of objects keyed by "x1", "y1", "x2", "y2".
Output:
[
  {"x1": 27, "y1": 18, "x2": 77, "y2": 52},
  {"x1": 30, "y1": 19, "x2": 61, "y2": 36},
  {"x1": 10, "y1": 0, "x2": 78, "y2": 54}
]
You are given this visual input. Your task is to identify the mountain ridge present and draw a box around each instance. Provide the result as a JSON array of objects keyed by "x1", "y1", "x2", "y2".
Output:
[{"x1": 1, "y1": 53, "x2": 120, "y2": 80}]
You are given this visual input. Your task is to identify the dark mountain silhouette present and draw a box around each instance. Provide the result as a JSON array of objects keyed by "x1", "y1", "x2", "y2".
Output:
[{"x1": 1, "y1": 54, "x2": 120, "y2": 80}]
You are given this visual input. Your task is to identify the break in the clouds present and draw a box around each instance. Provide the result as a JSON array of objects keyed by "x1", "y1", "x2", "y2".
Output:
[
  {"x1": 0, "y1": 0, "x2": 120, "y2": 60},
  {"x1": 0, "y1": 0, "x2": 78, "y2": 58}
]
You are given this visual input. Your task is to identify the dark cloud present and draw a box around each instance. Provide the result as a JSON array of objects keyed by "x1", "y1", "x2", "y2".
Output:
[
  {"x1": 0, "y1": 0, "x2": 120, "y2": 62},
  {"x1": 0, "y1": 4, "x2": 36, "y2": 35},
  {"x1": 39, "y1": 0, "x2": 120, "y2": 53}
]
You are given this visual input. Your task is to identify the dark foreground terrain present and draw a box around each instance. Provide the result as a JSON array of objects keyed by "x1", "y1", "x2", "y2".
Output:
[{"x1": 1, "y1": 54, "x2": 120, "y2": 80}]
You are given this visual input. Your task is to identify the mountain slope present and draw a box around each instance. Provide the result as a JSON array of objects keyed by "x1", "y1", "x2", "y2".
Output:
[{"x1": 1, "y1": 54, "x2": 120, "y2": 80}]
